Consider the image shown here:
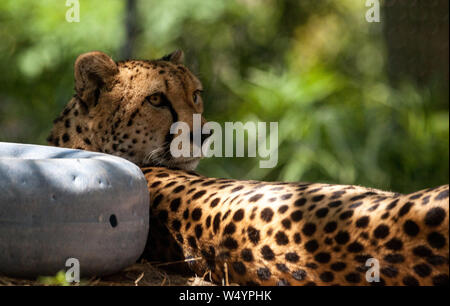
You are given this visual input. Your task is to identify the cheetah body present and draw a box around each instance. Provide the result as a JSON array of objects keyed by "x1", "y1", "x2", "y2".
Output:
[{"x1": 143, "y1": 167, "x2": 448, "y2": 286}]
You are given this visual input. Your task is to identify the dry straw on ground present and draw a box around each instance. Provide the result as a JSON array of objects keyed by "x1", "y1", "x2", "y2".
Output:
[{"x1": 0, "y1": 260, "x2": 216, "y2": 286}]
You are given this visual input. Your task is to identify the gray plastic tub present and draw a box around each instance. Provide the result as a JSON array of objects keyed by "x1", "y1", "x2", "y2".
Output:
[{"x1": 0, "y1": 142, "x2": 149, "y2": 278}]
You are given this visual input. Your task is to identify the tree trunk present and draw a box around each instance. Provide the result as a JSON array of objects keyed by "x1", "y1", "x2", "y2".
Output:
[{"x1": 121, "y1": 0, "x2": 138, "y2": 60}]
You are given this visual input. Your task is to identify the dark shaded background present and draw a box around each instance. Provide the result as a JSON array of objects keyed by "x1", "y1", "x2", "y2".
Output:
[{"x1": 0, "y1": 0, "x2": 448, "y2": 193}]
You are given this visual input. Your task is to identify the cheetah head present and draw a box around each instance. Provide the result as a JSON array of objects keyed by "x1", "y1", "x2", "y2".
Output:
[{"x1": 48, "y1": 50, "x2": 207, "y2": 170}]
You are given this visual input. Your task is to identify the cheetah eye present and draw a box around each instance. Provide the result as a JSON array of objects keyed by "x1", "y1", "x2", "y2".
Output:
[
  {"x1": 193, "y1": 90, "x2": 202, "y2": 104},
  {"x1": 145, "y1": 93, "x2": 163, "y2": 107}
]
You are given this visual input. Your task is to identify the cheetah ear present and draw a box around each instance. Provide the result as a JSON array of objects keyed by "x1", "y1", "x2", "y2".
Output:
[
  {"x1": 74, "y1": 51, "x2": 119, "y2": 105},
  {"x1": 160, "y1": 49, "x2": 184, "y2": 65}
]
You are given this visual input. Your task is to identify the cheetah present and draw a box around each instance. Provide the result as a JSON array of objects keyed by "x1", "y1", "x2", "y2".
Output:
[{"x1": 49, "y1": 51, "x2": 449, "y2": 286}]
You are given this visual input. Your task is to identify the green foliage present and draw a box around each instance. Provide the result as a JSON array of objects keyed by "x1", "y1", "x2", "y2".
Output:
[
  {"x1": 0, "y1": 0, "x2": 448, "y2": 193},
  {"x1": 37, "y1": 270, "x2": 70, "y2": 286}
]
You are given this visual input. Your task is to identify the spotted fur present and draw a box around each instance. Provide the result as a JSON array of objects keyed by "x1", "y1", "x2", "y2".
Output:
[
  {"x1": 50, "y1": 51, "x2": 449, "y2": 286},
  {"x1": 142, "y1": 167, "x2": 448, "y2": 286}
]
